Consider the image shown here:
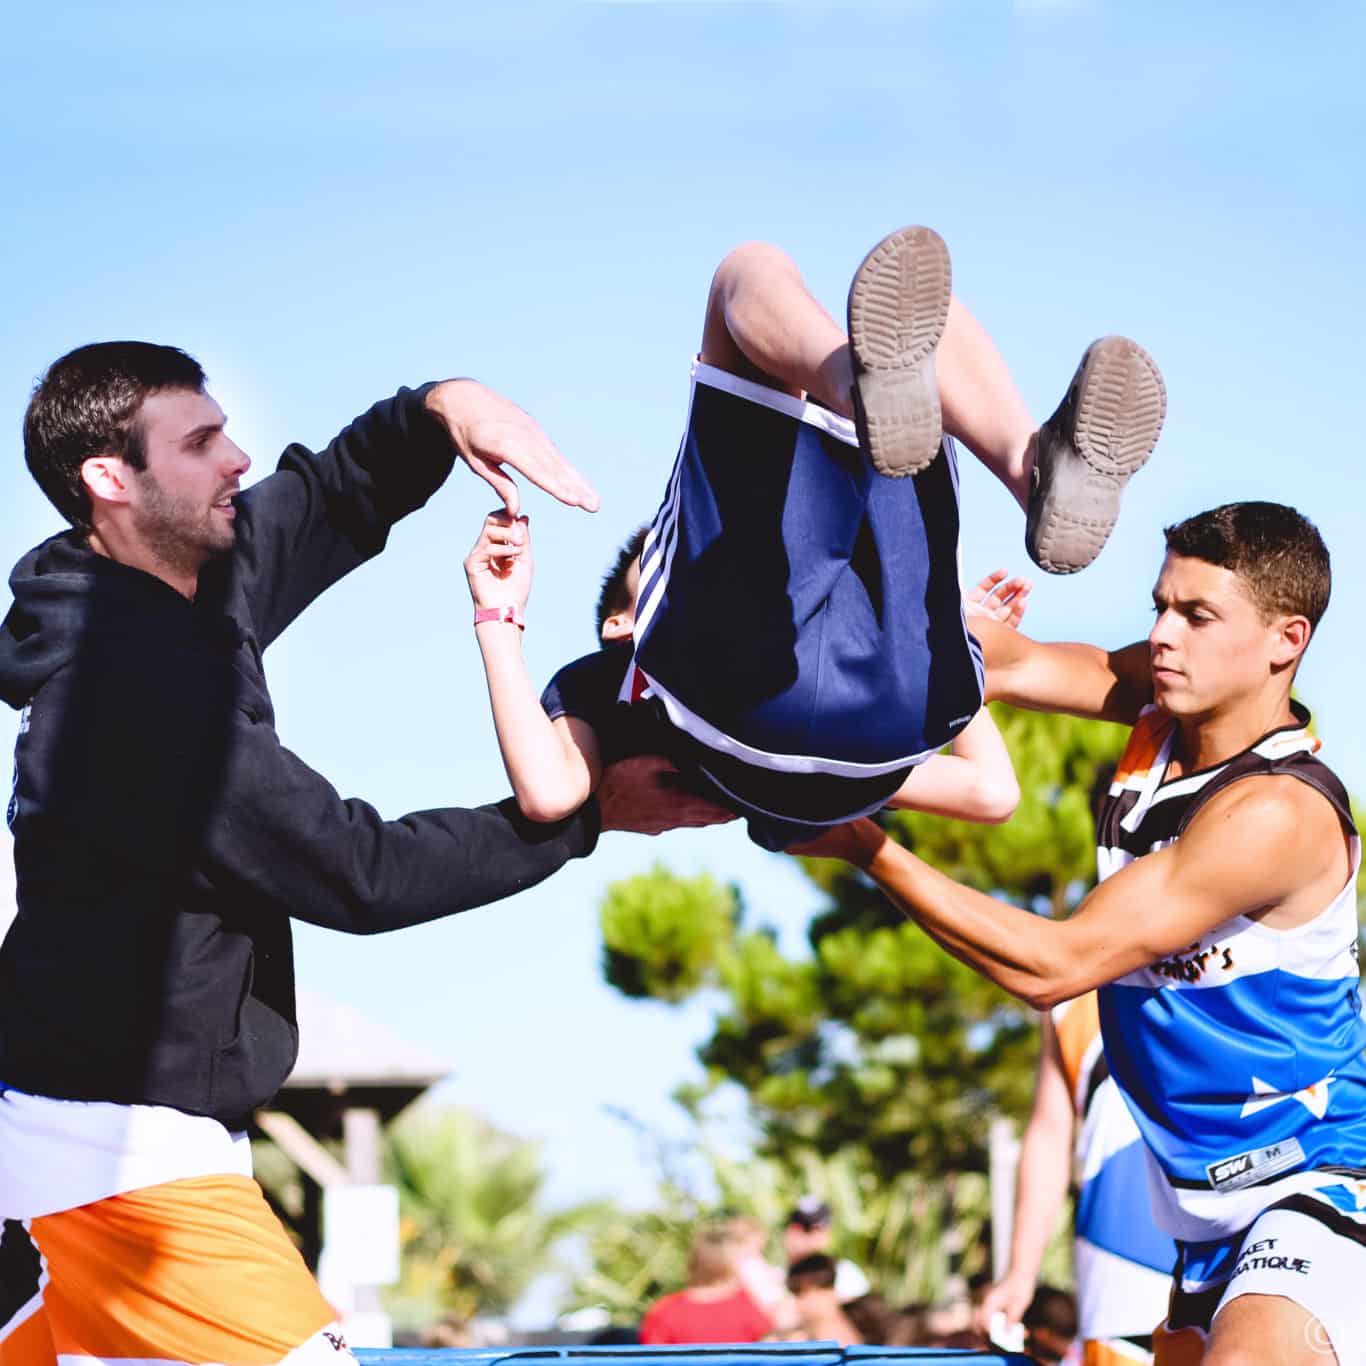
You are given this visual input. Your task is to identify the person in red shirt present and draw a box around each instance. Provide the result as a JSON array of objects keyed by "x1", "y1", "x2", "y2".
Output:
[{"x1": 639, "y1": 1226, "x2": 772, "y2": 1344}]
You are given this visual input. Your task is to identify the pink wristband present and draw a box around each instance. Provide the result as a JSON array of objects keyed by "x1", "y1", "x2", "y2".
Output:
[{"x1": 474, "y1": 605, "x2": 525, "y2": 630}]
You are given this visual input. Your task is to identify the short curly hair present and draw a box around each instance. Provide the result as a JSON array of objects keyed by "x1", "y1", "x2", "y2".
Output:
[{"x1": 1163, "y1": 501, "x2": 1330, "y2": 629}]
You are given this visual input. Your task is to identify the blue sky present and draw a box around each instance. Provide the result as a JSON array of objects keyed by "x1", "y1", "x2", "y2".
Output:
[{"x1": 3, "y1": 0, "x2": 1365, "y2": 1254}]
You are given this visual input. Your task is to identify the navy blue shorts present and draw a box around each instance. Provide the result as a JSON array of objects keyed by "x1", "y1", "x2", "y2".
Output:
[{"x1": 626, "y1": 362, "x2": 983, "y2": 848}]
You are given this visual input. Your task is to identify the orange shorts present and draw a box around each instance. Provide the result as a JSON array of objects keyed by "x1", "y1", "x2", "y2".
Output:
[
  {"x1": 0, "y1": 1176, "x2": 346, "y2": 1366},
  {"x1": 1083, "y1": 1337, "x2": 1156, "y2": 1365}
]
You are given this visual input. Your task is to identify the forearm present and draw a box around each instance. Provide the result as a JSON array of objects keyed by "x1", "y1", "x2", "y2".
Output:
[
  {"x1": 888, "y1": 708, "x2": 1018, "y2": 822},
  {"x1": 838, "y1": 823, "x2": 1095, "y2": 1008},
  {"x1": 202, "y1": 730, "x2": 599, "y2": 933},
  {"x1": 476, "y1": 623, "x2": 593, "y2": 821},
  {"x1": 1007, "y1": 1120, "x2": 1072, "y2": 1285},
  {"x1": 33, "y1": 641, "x2": 600, "y2": 934},
  {"x1": 245, "y1": 796, "x2": 598, "y2": 935}
]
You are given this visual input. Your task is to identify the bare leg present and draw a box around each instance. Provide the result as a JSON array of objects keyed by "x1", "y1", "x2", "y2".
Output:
[
  {"x1": 699, "y1": 241, "x2": 1034, "y2": 505},
  {"x1": 696, "y1": 231, "x2": 1163, "y2": 573},
  {"x1": 699, "y1": 241, "x2": 856, "y2": 418},
  {"x1": 1205, "y1": 1294, "x2": 1337, "y2": 1365},
  {"x1": 938, "y1": 297, "x2": 1036, "y2": 510}
]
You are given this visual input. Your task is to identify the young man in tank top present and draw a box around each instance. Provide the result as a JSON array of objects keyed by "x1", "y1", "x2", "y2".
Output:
[{"x1": 797, "y1": 502, "x2": 1365, "y2": 1364}]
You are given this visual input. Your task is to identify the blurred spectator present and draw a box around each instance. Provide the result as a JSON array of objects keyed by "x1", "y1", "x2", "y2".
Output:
[
  {"x1": 725, "y1": 1212, "x2": 793, "y2": 1329},
  {"x1": 781, "y1": 1197, "x2": 869, "y2": 1303},
  {"x1": 883, "y1": 1302, "x2": 930, "y2": 1347},
  {"x1": 638, "y1": 1225, "x2": 772, "y2": 1344},
  {"x1": 922, "y1": 1298, "x2": 975, "y2": 1344},
  {"x1": 777, "y1": 1254, "x2": 861, "y2": 1345},
  {"x1": 841, "y1": 1291, "x2": 891, "y2": 1345},
  {"x1": 1022, "y1": 1286, "x2": 1079, "y2": 1365},
  {"x1": 926, "y1": 1327, "x2": 993, "y2": 1349},
  {"x1": 884, "y1": 1297, "x2": 988, "y2": 1349},
  {"x1": 587, "y1": 1326, "x2": 641, "y2": 1345},
  {"x1": 417, "y1": 1315, "x2": 475, "y2": 1348}
]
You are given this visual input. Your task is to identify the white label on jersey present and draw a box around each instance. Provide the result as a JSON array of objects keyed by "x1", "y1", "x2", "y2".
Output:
[
  {"x1": 7, "y1": 705, "x2": 27, "y2": 829},
  {"x1": 1207, "y1": 1137, "x2": 1306, "y2": 1192}
]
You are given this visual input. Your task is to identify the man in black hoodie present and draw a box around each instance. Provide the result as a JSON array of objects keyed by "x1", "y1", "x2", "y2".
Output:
[{"x1": 0, "y1": 342, "x2": 729, "y2": 1366}]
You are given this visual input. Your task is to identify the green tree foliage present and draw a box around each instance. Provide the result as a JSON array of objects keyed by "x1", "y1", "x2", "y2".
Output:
[
  {"x1": 593, "y1": 706, "x2": 1128, "y2": 1301},
  {"x1": 565, "y1": 1131, "x2": 999, "y2": 1319},
  {"x1": 602, "y1": 864, "x2": 740, "y2": 1002},
  {"x1": 380, "y1": 1106, "x2": 612, "y2": 1331},
  {"x1": 601, "y1": 708, "x2": 1127, "y2": 1183}
]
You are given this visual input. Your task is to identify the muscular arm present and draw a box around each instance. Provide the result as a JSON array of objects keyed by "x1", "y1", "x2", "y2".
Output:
[
  {"x1": 974, "y1": 617, "x2": 1152, "y2": 724},
  {"x1": 816, "y1": 777, "x2": 1346, "y2": 1009}
]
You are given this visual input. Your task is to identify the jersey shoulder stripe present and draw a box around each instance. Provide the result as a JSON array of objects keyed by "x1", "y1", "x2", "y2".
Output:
[{"x1": 1053, "y1": 992, "x2": 1103, "y2": 1116}]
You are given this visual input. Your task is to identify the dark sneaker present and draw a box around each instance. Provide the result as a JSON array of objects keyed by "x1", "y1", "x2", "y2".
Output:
[
  {"x1": 847, "y1": 225, "x2": 952, "y2": 477},
  {"x1": 1026, "y1": 336, "x2": 1167, "y2": 574}
]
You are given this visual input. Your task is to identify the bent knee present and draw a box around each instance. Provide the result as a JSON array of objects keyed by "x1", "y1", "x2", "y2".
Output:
[
  {"x1": 1205, "y1": 1294, "x2": 1335, "y2": 1366},
  {"x1": 710, "y1": 240, "x2": 796, "y2": 296}
]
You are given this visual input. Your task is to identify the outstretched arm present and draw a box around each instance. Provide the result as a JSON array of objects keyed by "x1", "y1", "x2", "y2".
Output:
[
  {"x1": 975, "y1": 616, "x2": 1152, "y2": 725},
  {"x1": 795, "y1": 776, "x2": 1345, "y2": 1009},
  {"x1": 465, "y1": 511, "x2": 601, "y2": 822},
  {"x1": 975, "y1": 1015, "x2": 1073, "y2": 1337},
  {"x1": 238, "y1": 381, "x2": 598, "y2": 650}
]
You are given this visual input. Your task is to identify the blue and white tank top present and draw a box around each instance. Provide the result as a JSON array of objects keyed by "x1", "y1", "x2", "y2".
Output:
[{"x1": 1096, "y1": 702, "x2": 1366, "y2": 1242}]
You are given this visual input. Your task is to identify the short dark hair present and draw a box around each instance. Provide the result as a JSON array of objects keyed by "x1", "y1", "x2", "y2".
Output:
[
  {"x1": 842, "y1": 1292, "x2": 890, "y2": 1344},
  {"x1": 23, "y1": 341, "x2": 206, "y2": 530},
  {"x1": 1022, "y1": 1284, "x2": 1077, "y2": 1337},
  {"x1": 1163, "y1": 502, "x2": 1330, "y2": 630},
  {"x1": 595, "y1": 524, "x2": 649, "y2": 641},
  {"x1": 787, "y1": 1196, "x2": 832, "y2": 1230},
  {"x1": 786, "y1": 1253, "x2": 837, "y2": 1295}
]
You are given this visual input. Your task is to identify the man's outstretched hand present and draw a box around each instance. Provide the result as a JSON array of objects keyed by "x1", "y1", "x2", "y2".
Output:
[
  {"x1": 785, "y1": 818, "x2": 887, "y2": 866},
  {"x1": 598, "y1": 756, "x2": 736, "y2": 836},
  {"x1": 426, "y1": 379, "x2": 600, "y2": 516}
]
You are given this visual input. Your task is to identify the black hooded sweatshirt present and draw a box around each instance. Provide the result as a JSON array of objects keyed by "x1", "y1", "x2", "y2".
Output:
[{"x1": 0, "y1": 386, "x2": 598, "y2": 1129}]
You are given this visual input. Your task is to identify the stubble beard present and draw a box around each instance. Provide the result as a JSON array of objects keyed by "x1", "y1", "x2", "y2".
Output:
[{"x1": 131, "y1": 471, "x2": 235, "y2": 582}]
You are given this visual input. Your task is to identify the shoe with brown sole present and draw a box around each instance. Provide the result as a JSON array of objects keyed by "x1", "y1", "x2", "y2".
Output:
[
  {"x1": 1025, "y1": 335, "x2": 1167, "y2": 574},
  {"x1": 847, "y1": 224, "x2": 952, "y2": 477}
]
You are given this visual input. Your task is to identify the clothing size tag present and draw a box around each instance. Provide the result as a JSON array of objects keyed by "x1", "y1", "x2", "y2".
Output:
[{"x1": 1207, "y1": 1138, "x2": 1306, "y2": 1192}]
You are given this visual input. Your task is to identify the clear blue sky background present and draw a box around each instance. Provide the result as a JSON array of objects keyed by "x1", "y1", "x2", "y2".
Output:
[{"x1": 3, "y1": 0, "x2": 1364, "y2": 1249}]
